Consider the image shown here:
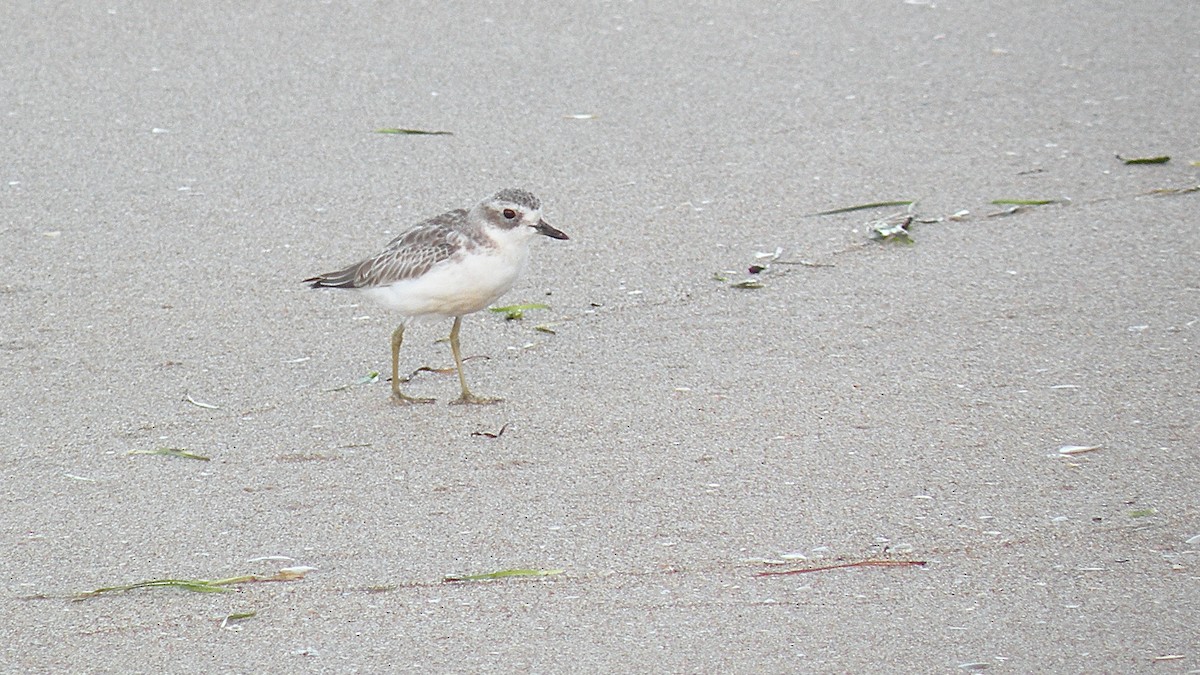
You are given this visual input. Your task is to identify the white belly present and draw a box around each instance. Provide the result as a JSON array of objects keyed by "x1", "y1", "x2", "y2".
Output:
[{"x1": 360, "y1": 245, "x2": 530, "y2": 319}]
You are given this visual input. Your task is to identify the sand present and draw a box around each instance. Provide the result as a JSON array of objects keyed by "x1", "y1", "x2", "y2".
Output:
[{"x1": 2, "y1": 1, "x2": 1197, "y2": 671}]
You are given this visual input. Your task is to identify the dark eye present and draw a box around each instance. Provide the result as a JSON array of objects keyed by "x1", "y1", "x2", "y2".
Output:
[{"x1": 502, "y1": 208, "x2": 516, "y2": 220}]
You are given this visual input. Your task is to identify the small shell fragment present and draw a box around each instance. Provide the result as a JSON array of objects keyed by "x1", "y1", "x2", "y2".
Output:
[
  {"x1": 1057, "y1": 445, "x2": 1101, "y2": 456},
  {"x1": 246, "y1": 555, "x2": 295, "y2": 564},
  {"x1": 276, "y1": 566, "x2": 318, "y2": 580}
]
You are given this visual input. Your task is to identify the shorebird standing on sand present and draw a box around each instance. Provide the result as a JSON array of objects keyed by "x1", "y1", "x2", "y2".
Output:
[{"x1": 305, "y1": 188, "x2": 568, "y2": 405}]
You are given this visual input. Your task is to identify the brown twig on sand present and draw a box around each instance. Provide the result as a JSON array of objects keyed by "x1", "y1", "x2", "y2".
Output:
[
  {"x1": 471, "y1": 422, "x2": 510, "y2": 439},
  {"x1": 754, "y1": 559, "x2": 926, "y2": 578}
]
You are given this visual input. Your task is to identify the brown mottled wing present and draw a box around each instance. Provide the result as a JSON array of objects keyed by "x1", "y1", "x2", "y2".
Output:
[{"x1": 306, "y1": 209, "x2": 473, "y2": 289}]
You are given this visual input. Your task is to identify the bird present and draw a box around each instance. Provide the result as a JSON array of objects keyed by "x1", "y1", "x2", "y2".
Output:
[{"x1": 304, "y1": 188, "x2": 568, "y2": 405}]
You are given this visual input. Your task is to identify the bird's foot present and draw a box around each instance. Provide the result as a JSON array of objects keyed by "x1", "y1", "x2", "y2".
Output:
[
  {"x1": 391, "y1": 392, "x2": 436, "y2": 405},
  {"x1": 449, "y1": 393, "x2": 503, "y2": 406}
]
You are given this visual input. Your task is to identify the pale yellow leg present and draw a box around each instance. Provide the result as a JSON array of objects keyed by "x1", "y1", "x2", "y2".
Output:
[
  {"x1": 390, "y1": 324, "x2": 434, "y2": 405},
  {"x1": 447, "y1": 316, "x2": 501, "y2": 405}
]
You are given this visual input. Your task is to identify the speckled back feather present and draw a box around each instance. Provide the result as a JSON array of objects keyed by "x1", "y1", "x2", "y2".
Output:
[{"x1": 304, "y1": 209, "x2": 485, "y2": 289}]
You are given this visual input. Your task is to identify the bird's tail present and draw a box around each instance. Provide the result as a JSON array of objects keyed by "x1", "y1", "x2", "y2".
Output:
[{"x1": 303, "y1": 264, "x2": 360, "y2": 289}]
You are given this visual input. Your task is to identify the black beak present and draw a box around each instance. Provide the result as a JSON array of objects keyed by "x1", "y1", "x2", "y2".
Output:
[{"x1": 535, "y1": 218, "x2": 569, "y2": 240}]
